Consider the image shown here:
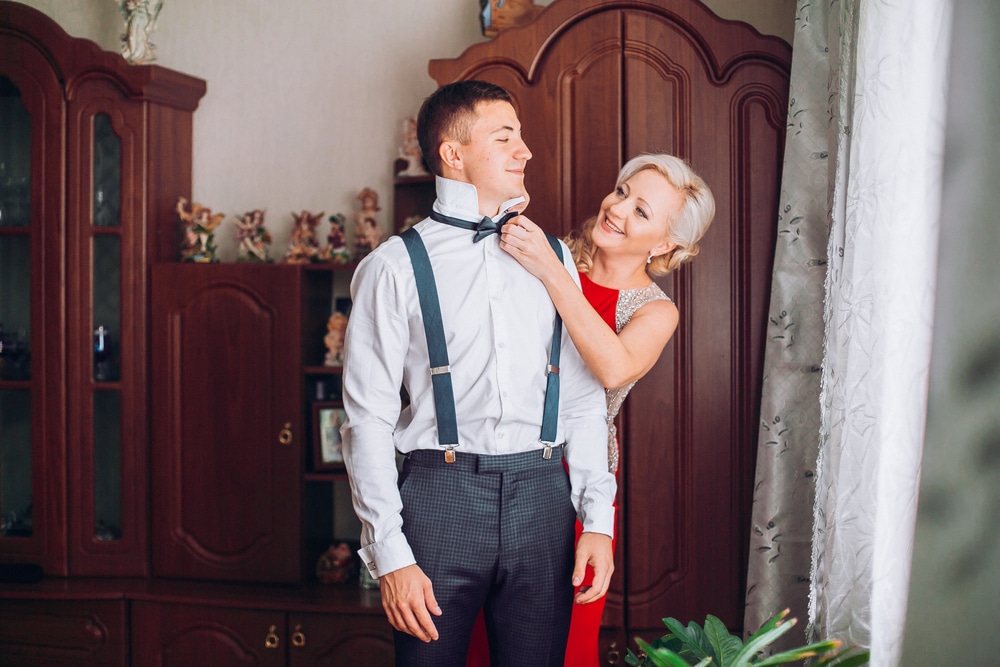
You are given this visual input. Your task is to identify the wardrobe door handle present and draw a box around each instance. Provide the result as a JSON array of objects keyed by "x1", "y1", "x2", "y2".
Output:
[
  {"x1": 264, "y1": 623, "x2": 280, "y2": 648},
  {"x1": 606, "y1": 641, "x2": 621, "y2": 664},
  {"x1": 279, "y1": 422, "x2": 293, "y2": 445}
]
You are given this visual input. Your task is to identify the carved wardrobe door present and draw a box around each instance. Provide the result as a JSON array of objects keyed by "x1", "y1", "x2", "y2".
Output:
[{"x1": 429, "y1": 0, "x2": 791, "y2": 656}]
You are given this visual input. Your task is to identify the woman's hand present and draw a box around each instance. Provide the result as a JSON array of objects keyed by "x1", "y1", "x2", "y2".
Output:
[{"x1": 499, "y1": 214, "x2": 564, "y2": 281}]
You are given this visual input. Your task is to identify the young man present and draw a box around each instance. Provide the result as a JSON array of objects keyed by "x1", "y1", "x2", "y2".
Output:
[{"x1": 340, "y1": 80, "x2": 615, "y2": 666}]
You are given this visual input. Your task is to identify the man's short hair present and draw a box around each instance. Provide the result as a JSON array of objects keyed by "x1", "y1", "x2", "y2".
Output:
[{"x1": 417, "y1": 80, "x2": 513, "y2": 177}]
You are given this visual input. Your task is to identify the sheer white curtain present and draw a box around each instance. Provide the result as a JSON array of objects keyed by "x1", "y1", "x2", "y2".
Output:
[{"x1": 810, "y1": 2, "x2": 952, "y2": 666}]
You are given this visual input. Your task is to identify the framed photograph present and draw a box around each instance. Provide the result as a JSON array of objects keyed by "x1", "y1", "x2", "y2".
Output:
[{"x1": 313, "y1": 402, "x2": 346, "y2": 470}]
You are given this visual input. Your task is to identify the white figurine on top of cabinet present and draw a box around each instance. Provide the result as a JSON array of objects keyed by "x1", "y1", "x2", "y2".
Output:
[{"x1": 116, "y1": 0, "x2": 162, "y2": 65}]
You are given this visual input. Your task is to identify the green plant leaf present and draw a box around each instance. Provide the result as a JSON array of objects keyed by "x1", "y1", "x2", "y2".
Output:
[
  {"x1": 637, "y1": 638, "x2": 706, "y2": 667},
  {"x1": 663, "y1": 618, "x2": 713, "y2": 661},
  {"x1": 753, "y1": 640, "x2": 838, "y2": 665},
  {"x1": 703, "y1": 615, "x2": 743, "y2": 667},
  {"x1": 731, "y1": 616, "x2": 796, "y2": 666},
  {"x1": 812, "y1": 647, "x2": 870, "y2": 666}
]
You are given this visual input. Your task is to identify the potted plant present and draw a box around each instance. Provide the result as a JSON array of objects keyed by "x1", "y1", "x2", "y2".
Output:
[{"x1": 626, "y1": 609, "x2": 869, "y2": 667}]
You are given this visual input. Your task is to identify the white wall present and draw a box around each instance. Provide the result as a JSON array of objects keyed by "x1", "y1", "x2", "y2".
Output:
[{"x1": 14, "y1": 0, "x2": 793, "y2": 260}]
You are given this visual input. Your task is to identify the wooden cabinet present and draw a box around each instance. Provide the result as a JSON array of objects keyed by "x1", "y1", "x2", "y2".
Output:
[
  {"x1": 0, "y1": 599, "x2": 128, "y2": 666},
  {"x1": 151, "y1": 264, "x2": 342, "y2": 583},
  {"x1": 132, "y1": 602, "x2": 394, "y2": 667},
  {"x1": 428, "y1": 0, "x2": 791, "y2": 654},
  {"x1": 0, "y1": 5, "x2": 392, "y2": 663},
  {"x1": 0, "y1": 0, "x2": 205, "y2": 577}
]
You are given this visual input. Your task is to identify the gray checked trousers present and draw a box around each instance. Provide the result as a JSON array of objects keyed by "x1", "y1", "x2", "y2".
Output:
[{"x1": 393, "y1": 446, "x2": 577, "y2": 667}]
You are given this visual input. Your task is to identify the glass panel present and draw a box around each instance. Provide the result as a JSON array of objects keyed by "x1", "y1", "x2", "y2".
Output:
[
  {"x1": 93, "y1": 236, "x2": 121, "y2": 382},
  {"x1": 93, "y1": 390, "x2": 121, "y2": 541},
  {"x1": 0, "y1": 77, "x2": 32, "y2": 228},
  {"x1": 0, "y1": 389, "x2": 32, "y2": 538},
  {"x1": 92, "y1": 114, "x2": 121, "y2": 229},
  {"x1": 0, "y1": 236, "x2": 31, "y2": 381}
]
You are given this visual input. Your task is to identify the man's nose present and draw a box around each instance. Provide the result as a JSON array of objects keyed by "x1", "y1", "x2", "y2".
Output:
[{"x1": 515, "y1": 137, "x2": 532, "y2": 161}]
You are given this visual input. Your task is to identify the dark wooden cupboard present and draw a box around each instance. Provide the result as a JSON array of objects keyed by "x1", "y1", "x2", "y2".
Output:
[
  {"x1": 0, "y1": 0, "x2": 204, "y2": 578},
  {"x1": 1, "y1": 5, "x2": 392, "y2": 663},
  {"x1": 150, "y1": 264, "x2": 308, "y2": 583},
  {"x1": 0, "y1": 599, "x2": 128, "y2": 666},
  {"x1": 428, "y1": 0, "x2": 791, "y2": 657},
  {"x1": 150, "y1": 263, "x2": 356, "y2": 585},
  {"x1": 132, "y1": 601, "x2": 394, "y2": 667}
]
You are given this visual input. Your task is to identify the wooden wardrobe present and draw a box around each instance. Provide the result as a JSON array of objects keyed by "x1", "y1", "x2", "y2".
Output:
[{"x1": 428, "y1": 0, "x2": 791, "y2": 659}]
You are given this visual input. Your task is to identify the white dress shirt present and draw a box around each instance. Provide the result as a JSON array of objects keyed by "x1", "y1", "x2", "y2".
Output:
[{"x1": 341, "y1": 177, "x2": 615, "y2": 577}]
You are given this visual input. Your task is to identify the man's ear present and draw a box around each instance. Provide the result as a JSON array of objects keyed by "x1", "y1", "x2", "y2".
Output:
[{"x1": 439, "y1": 140, "x2": 462, "y2": 175}]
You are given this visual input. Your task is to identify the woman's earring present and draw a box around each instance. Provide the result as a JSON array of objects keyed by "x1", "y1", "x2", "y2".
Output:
[{"x1": 647, "y1": 252, "x2": 654, "y2": 265}]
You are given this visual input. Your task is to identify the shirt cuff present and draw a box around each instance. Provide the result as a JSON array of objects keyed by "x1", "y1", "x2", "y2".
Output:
[
  {"x1": 579, "y1": 501, "x2": 616, "y2": 539},
  {"x1": 357, "y1": 533, "x2": 416, "y2": 578}
]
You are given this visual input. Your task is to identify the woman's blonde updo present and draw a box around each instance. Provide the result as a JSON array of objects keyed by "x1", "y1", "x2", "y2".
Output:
[{"x1": 566, "y1": 154, "x2": 716, "y2": 277}]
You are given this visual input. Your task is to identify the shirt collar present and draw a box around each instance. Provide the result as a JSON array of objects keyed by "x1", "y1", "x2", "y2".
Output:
[{"x1": 432, "y1": 176, "x2": 525, "y2": 223}]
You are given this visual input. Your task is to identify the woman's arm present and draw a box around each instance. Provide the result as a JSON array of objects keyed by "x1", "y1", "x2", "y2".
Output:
[{"x1": 500, "y1": 216, "x2": 678, "y2": 389}]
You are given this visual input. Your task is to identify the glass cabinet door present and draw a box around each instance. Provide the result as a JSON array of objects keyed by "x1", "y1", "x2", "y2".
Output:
[
  {"x1": 0, "y1": 76, "x2": 34, "y2": 542},
  {"x1": 66, "y1": 90, "x2": 147, "y2": 576},
  {"x1": 0, "y1": 29, "x2": 70, "y2": 573},
  {"x1": 91, "y1": 113, "x2": 124, "y2": 544}
]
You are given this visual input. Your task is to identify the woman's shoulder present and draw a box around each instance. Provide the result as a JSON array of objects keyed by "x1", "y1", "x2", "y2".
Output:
[
  {"x1": 616, "y1": 282, "x2": 675, "y2": 331},
  {"x1": 624, "y1": 281, "x2": 672, "y2": 305}
]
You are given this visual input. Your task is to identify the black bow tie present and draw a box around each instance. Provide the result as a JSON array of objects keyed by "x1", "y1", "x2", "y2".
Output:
[{"x1": 429, "y1": 210, "x2": 519, "y2": 243}]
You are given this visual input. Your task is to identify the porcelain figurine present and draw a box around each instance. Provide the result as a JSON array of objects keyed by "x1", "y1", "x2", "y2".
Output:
[
  {"x1": 397, "y1": 117, "x2": 429, "y2": 177},
  {"x1": 176, "y1": 196, "x2": 224, "y2": 263},
  {"x1": 353, "y1": 188, "x2": 384, "y2": 259},
  {"x1": 323, "y1": 312, "x2": 349, "y2": 367},
  {"x1": 233, "y1": 209, "x2": 273, "y2": 263},
  {"x1": 117, "y1": 0, "x2": 162, "y2": 64},
  {"x1": 283, "y1": 210, "x2": 323, "y2": 264},
  {"x1": 320, "y1": 213, "x2": 353, "y2": 264}
]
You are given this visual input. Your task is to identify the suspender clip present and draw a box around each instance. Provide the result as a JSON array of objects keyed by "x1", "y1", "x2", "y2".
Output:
[
  {"x1": 444, "y1": 446, "x2": 456, "y2": 464},
  {"x1": 541, "y1": 442, "x2": 554, "y2": 460}
]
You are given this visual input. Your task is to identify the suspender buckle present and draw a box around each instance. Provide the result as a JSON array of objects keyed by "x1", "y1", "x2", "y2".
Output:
[
  {"x1": 541, "y1": 442, "x2": 554, "y2": 460},
  {"x1": 444, "y1": 446, "x2": 456, "y2": 464},
  {"x1": 546, "y1": 364, "x2": 559, "y2": 375}
]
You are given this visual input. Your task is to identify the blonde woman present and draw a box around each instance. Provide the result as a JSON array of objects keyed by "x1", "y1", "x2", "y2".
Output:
[{"x1": 468, "y1": 153, "x2": 716, "y2": 667}]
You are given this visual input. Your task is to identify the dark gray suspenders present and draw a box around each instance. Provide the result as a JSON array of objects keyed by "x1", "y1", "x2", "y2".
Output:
[{"x1": 399, "y1": 227, "x2": 564, "y2": 462}]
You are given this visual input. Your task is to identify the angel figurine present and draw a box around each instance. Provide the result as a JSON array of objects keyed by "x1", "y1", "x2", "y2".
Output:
[
  {"x1": 176, "y1": 196, "x2": 224, "y2": 263},
  {"x1": 116, "y1": 0, "x2": 163, "y2": 65},
  {"x1": 397, "y1": 117, "x2": 429, "y2": 177},
  {"x1": 283, "y1": 210, "x2": 323, "y2": 264},
  {"x1": 323, "y1": 312, "x2": 349, "y2": 367},
  {"x1": 353, "y1": 188, "x2": 384, "y2": 259},
  {"x1": 233, "y1": 209, "x2": 273, "y2": 263},
  {"x1": 319, "y1": 213, "x2": 353, "y2": 265}
]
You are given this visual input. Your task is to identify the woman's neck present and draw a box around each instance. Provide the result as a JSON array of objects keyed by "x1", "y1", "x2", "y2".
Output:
[{"x1": 587, "y1": 251, "x2": 651, "y2": 290}]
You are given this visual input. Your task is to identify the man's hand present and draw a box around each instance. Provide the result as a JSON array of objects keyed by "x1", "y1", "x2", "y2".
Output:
[
  {"x1": 572, "y1": 532, "x2": 614, "y2": 604},
  {"x1": 379, "y1": 564, "x2": 442, "y2": 641}
]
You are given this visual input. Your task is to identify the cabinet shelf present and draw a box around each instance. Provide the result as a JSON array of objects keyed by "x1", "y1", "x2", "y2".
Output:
[
  {"x1": 304, "y1": 471, "x2": 349, "y2": 482},
  {"x1": 305, "y1": 365, "x2": 342, "y2": 374}
]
